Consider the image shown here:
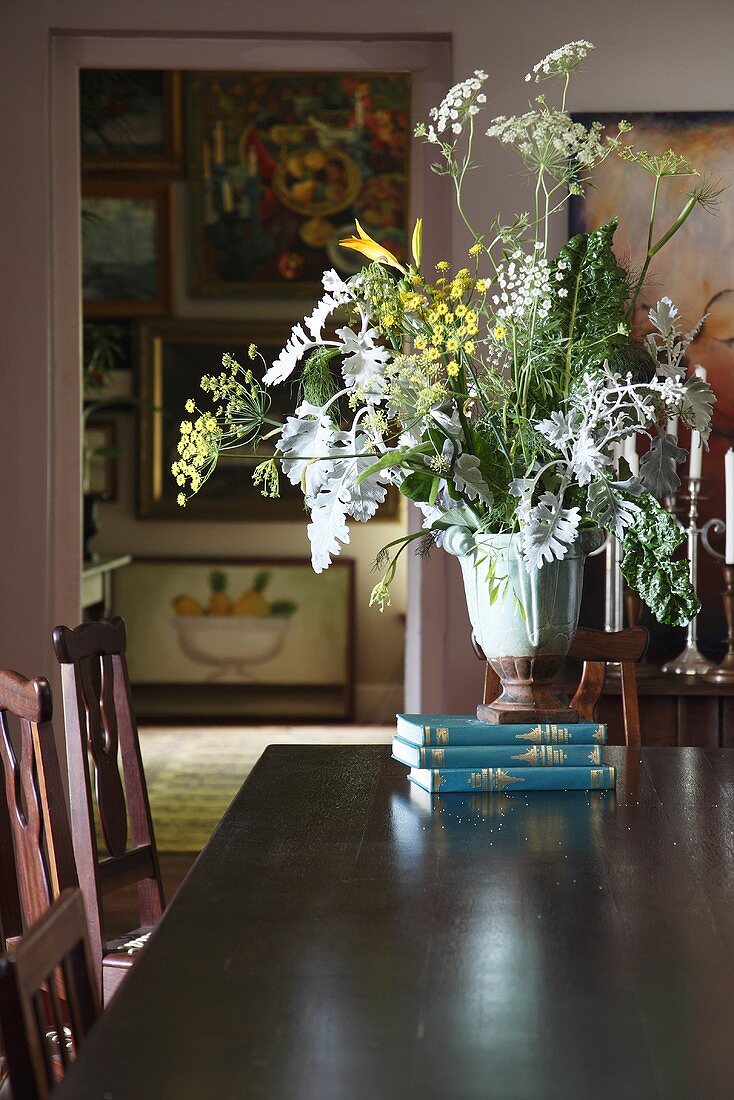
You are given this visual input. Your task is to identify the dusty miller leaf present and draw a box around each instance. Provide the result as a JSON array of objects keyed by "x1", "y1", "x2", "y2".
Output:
[
  {"x1": 452, "y1": 454, "x2": 493, "y2": 505},
  {"x1": 680, "y1": 376, "x2": 716, "y2": 443},
  {"x1": 639, "y1": 431, "x2": 687, "y2": 498},
  {"x1": 587, "y1": 479, "x2": 641, "y2": 540},
  {"x1": 522, "y1": 491, "x2": 581, "y2": 571}
]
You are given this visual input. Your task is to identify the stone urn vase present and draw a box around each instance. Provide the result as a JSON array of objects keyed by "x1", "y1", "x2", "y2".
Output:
[{"x1": 445, "y1": 528, "x2": 604, "y2": 724}]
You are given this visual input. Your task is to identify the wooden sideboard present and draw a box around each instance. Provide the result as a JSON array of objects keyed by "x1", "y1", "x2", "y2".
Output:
[{"x1": 558, "y1": 666, "x2": 734, "y2": 747}]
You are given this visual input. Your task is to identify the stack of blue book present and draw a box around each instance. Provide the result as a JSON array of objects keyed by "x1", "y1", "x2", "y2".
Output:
[{"x1": 393, "y1": 714, "x2": 615, "y2": 793}]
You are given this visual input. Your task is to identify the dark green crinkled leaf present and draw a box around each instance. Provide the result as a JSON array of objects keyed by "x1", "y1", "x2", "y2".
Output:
[
  {"x1": 530, "y1": 220, "x2": 630, "y2": 399},
  {"x1": 620, "y1": 501, "x2": 700, "y2": 626}
]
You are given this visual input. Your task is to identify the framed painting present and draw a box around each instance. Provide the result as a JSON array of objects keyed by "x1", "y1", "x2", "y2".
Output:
[
  {"x1": 84, "y1": 418, "x2": 118, "y2": 500},
  {"x1": 80, "y1": 69, "x2": 184, "y2": 174},
  {"x1": 82, "y1": 180, "x2": 172, "y2": 317},
  {"x1": 112, "y1": 557, "x2": 355, "y2": 720},
  {"x1": 137, "y1": 318, "x2": 399, "y2": 520},
  {"x1": 571, "y1": 111, "x2": 734, "y2": 650},
  {"x1": 186, "y1": 70, "x2": 411, "y2": 298}
]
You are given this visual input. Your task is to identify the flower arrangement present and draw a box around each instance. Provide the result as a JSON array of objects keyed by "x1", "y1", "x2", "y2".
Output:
[{"x1": 174, "y1": 41, "x2": 718, "y2": 628}]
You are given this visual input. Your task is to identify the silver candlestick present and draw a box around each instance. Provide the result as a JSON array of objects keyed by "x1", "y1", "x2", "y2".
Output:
[{"x1": 661, "y1": 477, "x2": 713, "y2": 676}]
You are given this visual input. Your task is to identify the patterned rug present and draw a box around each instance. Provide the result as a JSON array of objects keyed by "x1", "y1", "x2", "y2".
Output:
[{"x1": 140, "y1": 725, "x2": 393, "y2": 852}]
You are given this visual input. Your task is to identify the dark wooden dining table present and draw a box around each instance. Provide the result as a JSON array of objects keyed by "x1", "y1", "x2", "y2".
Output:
[{"x1": 56, "y1": 744, "x2": 734, "y2": 1099}]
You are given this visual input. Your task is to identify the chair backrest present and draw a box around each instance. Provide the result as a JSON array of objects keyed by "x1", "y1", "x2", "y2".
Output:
[
  {"x1": 473, "y1": 625, "x2": 649, "y2": 748},
  {"x1": 0, "y1": 671, "x2": 78, "y2": 945},
  {"x1": 52, "y1": 618, "x2": 164, "y2": 982},
  {"x1": 0, "y1": 889, "x2": 100, "y2": 1099}
]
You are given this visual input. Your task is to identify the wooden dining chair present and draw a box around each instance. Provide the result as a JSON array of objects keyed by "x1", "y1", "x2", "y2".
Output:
[
  {"x1": 52, "y1": 618, "x2": 165, "y2": 1002},
  {"x1": 0, "y1": 670, "x2": 78, "y2": 951},
  {"x1": 472, "y1": 625, "x2": 649, "y2": 748},
  {"x1": 0, "y1": 889, "x2": 100, "y2": 1099}
]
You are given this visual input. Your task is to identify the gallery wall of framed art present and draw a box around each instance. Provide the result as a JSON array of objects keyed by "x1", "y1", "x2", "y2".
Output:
[{"x1": 78, "y1": 62, "x2": 411, "y2": 722}]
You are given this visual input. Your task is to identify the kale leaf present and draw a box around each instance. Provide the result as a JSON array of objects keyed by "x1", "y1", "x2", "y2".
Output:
[
  {"x1": 620, "y1": 500, "x2": 700, "y2": 626},
  {"x1": 530, "y1": 220, "x2": 631, "y2": 401}
]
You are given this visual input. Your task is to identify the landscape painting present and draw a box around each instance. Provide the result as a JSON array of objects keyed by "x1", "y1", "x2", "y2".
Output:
[{"x1": 572, "y1": 112, "x2": 734, "y2": 648}]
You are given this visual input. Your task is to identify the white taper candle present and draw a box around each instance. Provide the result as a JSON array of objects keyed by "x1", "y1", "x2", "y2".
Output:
[
  {"x1": 726, "y1": 449, "x2": 734, "y2": 564},
  {"x1": 689, "y1": 366, "x2": 707, "y2": 480},
  {"x1": 623, "y1": 434, "x2": 639, "y2": 478}
]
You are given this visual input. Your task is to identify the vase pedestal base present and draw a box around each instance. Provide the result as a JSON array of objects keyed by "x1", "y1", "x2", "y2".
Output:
[{"x1": 477, "y1": 654, "x2": 578, "y2": 725}]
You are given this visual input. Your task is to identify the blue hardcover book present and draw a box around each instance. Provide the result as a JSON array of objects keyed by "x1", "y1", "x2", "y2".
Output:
[
  {"x1": 408, "y1": 765, "x2": 616, "y2": 793},
  {"x1": 393, "y1": 736, "x2": 604, "y2": 769},
  {"x1": 396, "y1": 714, "x2": 606, "y2": 748}
]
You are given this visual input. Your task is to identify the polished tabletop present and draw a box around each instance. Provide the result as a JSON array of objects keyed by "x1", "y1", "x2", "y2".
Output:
[{"x1": 57, "y1": 745, "x2": 734, "y2": 1099}]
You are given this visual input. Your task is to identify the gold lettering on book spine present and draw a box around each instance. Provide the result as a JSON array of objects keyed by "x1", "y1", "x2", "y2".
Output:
[
  {"x1": 587, "y1": 746, "x2": 601, "y2": 764},
  {"x1": 469, "y1": 769, "x2": 524, "y2": 791},
  {"x1": 590, "y1": 768, "x2": 608, "y2": 789},
  {"x1": 593, "y1": 725, "x2": 605, "y2": 743},
  {"x1": 512, "y1": 746, "x2": 568, "y2": 766},
  {"x1": 494, "y1": 769, "x2": 524, "y2": 790},
  {"x1": 436, "y1": 727, "x2": 449, "y2": 746},
  {"x1": 432, "y1": 748, "x2": 445, "y2": 766},
  {"x1": 433, "y1": 770, "x2": 447, "y2": 789},
  {"x1": 516, "y1": 724, "x2": 571, "y2": 744}
]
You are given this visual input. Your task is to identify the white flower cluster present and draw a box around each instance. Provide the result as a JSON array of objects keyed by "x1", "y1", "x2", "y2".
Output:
[
  {"x1": 487, "y1": 111, "x2": 610, "y2": 178},
  {"x1": 492, "y1": 247, "x2": 552, "y2": 323},
  {"x1": 422, "y1": 69, "x2": 488, "y2": 143},
  {"x1": 525, "y1": 40, "x2": 594, "y2": 83}
]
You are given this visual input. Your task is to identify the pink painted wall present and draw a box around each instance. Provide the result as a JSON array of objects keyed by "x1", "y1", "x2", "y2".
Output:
[{"x1": 2, "y1": 0, "x2": 733, "y2": 714}]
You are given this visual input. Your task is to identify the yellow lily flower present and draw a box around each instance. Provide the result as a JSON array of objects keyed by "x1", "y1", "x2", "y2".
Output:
[
  {"x1": 339, "y1": 220, "x2": 407, "y2": 273},
  {"x1": 411, "y1": 217, "x2": 423, "y2": 268}
]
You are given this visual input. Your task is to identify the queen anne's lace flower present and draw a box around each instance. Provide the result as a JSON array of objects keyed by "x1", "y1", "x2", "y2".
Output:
[
  {"x1": 492, "y1": 250, "x2": 553, "y2": 322},
  {"x1": 525, "y1": 40, "x2": 594, "y2": 83},
  {"x1": 418, "y1": 70, "x2": 488, "y2": 143},
  {"x1": 487, "y1": 111, "x2": 617, "y2": 180}
]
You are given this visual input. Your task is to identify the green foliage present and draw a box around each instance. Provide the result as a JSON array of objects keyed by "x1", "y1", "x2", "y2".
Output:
[
  {"x1": 531, "y1": 221, "x2": 630, "y2": 399},
  {"x1": 620, "y1": 501, "x2": 700, "y2": 626},
  {"x1": 300, "y1": 347, "x2": 340, "y2": 407},
  {"x1": 399, "y1": 469, "x2": 438, "y2": 503}
]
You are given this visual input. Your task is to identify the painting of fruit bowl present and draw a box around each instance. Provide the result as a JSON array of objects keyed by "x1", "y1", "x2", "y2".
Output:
[
  {"x1": 112, "y1": 557, "x2": 355, "y2": 717},
  {"x1": 171, "y1": 569, "x2": 296, "y2": 680},
  {"x1": 186, "y1": 70, "x2": 410, "y2": 297}
]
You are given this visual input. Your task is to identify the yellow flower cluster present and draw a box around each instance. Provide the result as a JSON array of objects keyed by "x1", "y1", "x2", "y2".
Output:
[{"x1": 172, "y1": 412, "x2": 221, "y2": 503}]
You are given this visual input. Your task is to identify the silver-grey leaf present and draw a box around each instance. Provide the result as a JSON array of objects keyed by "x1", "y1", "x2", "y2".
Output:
[
  {"x1": 638, "y1": 431, "x2": 687, "y2": 498},
  {"x1": 680, "y1": 376, "x2": 716, "y2": 443},
  {"x1": 587, "y1": 479, "x2": 641, "y2": 540},
  {"x1": 521, "y1": 491, "x2": 580, "y2": 572}
]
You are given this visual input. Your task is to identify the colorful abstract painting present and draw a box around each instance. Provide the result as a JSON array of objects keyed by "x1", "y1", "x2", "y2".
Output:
[
  {"x1": 186, "y1": 71, "x2": 411, "y2": 297},
  {"x1": 572, "y1": 112, "x2": 734, "y2": 648}
]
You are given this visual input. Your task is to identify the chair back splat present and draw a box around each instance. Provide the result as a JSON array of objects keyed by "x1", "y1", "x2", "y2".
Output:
[
  {"x1": 473, "y1": 625, "x2": 649, "y2": 748},
  {"x1": 0, "y1": 889, "x2": 100, "y2": 1099},
  {"x1": 0, "y1": 671, "x2": 78, "y2": 946},
  {"x1": 52, "y1": 618, "x2": 165, "y2": 984}
]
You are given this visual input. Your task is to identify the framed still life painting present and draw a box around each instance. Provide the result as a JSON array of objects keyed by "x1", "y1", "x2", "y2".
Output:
[
  {"x1": 186, "y1": 70, "x2": 411, "y2": 298},
  {"x1": 112, "y1": 557, "x2": 355, "y2": 720},
  {"x1": 571, "y1": 111, "x2": 734, "y2": 648},
  {"x1": 137, "y1": 318, "x2": 399, "y2": 521},
  {"x1": 82, "y1": 180, "x2": 172, "y2": 317},
  {"x1": 80, "y1": 69, "x2": 184, "y2": 174}
]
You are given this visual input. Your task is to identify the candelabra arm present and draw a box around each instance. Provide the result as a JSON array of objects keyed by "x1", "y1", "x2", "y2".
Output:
[
  {"x1": 701, "y1": 518, "x2": 726, "y2": 563},
  {"x1": 588, "y1": 532, "x2": 610, "y2": 558}
]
